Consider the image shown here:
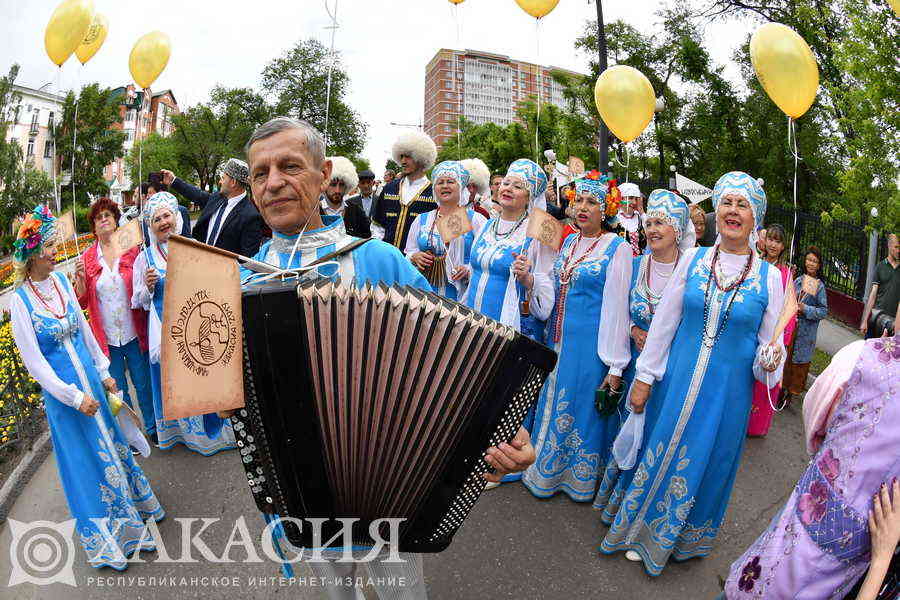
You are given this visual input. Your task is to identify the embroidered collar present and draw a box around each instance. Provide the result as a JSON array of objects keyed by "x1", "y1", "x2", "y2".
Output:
[{"x1": 270, "y1": 215, "x2": 349, "y2": 254}]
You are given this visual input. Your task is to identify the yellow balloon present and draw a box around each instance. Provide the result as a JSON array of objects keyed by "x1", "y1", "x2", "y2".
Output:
[
  {"x1": 44, "y1": 0, "x2": 94, "y2": 67},
  {"x1": 888, "y1": 0, "x2": 900, "y2": 17},
  {"x1": 129, "y1": 31, "x2": 171, "y2": 89},
  {"x1": 449, "y1": 0, "x2": 465, "y2": 4},
  {"x1": 75, "y1": 13, "x2": 107, "y2": 65},
  {"x1": 750, "y1": 22, "x2": 819, "y2": 119},
  {"x1": 514, "y1": 0, "x2": 560, "y2": 19},
  {"x1": 593, "y1": 65, "x2": 655, "y2": 143}
]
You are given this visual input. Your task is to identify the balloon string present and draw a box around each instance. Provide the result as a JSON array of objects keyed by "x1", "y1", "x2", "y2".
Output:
[
  {"x1": 534, "y1": 18, "x2": 542, "y2": 164},
  {"x1": 71, "y1": 66, "x2": 80, "y2": 253},
  {"x1": 787, "y1": 116, "x2": 800, "y2": 264},
  {"x1": 52, "y1": 67, "x2": 61, "y2": 215}
]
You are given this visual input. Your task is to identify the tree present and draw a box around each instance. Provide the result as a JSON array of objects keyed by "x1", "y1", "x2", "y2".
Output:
[
  {"x1": 56, "y1": 84, "x2": 126, "y2": 208},
  {"x1": 126, "y1": 133, "x2": 189, "y2": 187},
  {"x1": 385, "y1": 159, "x2": 400, "y2": 173},
  {"x1": 261, "y1": 39, "x2": 367, "y2": 158},
  {"x1": 169, "y1": 103, "x2": 246, "y2": 192}
]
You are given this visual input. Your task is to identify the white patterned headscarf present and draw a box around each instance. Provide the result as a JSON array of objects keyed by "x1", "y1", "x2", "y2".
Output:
[
  {"x1": 645, "y1": 189, "x2": 696, "y2": 252},
  {"x1": 143, "y1": 191, "x2": 183, "y2": 235},
  {"x1": 506, "y1": 159, "x2": 547, "y2": 212},
  {"x1": 712, "y1": 171, "x2": 767, "y2": 229}
]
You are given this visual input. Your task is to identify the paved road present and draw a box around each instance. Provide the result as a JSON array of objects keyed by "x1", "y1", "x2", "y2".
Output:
[{"x1": 0, "y1": 401, "x2": 811, "y2": 600}]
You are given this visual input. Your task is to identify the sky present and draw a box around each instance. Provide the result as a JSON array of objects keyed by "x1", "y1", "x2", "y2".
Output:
[{"x1": 2, "y1": 0, "x2": 752, "y2": 175}]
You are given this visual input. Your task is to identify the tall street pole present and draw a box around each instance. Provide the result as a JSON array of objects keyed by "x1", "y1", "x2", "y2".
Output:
[{"x1": 595, "y1": 0, "x2": 609, "y2": 172}]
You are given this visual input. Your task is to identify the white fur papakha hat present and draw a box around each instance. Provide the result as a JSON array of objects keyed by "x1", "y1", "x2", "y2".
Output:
[
  {"x1": 327, "y1": 156, "x2": 359, "y2": 190},
  {"x1": 392, "y1": 131, "x2": 438, "y2": 171},
  {"x1": 461, "y1": 158, "x2": 491, "y2": 195}
]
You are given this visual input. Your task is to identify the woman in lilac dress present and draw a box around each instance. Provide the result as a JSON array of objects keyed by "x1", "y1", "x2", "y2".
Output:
[{"x1": 723, "y1": 333, "x2": 900, "y2": 598}]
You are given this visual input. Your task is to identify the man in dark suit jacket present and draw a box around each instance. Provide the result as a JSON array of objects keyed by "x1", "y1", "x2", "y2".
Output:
[
  {"x1": 343, "y1": 169, "x2": 375, "y2": 238},
  {"x1": 160, "y1": 159, "x2": 265, "y2": 257}
]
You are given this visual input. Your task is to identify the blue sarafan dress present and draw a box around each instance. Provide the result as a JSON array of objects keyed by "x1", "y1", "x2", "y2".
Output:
[
  {"x1": 131, "y1": 243, "x2": 236, "y2": 455},
  {"x1": 403, "y1": 208, "x2": 487, "y2": 301},
  {"x1": 594, "y1": 253, "x2": 678, "y2": 520},
  {"x1": 462, "y1": 216, "x2": 555, "y2": 337},
  {"x1": 598, "y1": 246, "x2": 785, "y2": 576},
  {"x1": 522, "y1": 233, "x2": 633, "y2": 501},
  {"x1": 10, "y1": 272, "x2": 164, "y2": 569}
]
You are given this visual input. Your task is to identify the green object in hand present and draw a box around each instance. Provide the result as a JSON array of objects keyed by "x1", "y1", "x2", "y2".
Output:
[{"x1": 595, "y1": 386, "x2": 622, "y2": 417}]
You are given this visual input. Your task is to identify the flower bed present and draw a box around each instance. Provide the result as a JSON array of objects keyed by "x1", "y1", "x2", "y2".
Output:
[{"x1": 0, "y1": 314, "x2": 43, "y2": 452}]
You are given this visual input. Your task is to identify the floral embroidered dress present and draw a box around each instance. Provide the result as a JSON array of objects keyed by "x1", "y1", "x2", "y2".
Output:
[
  {"x1": 403, "y1": 208, "x2": 487, "y2": 300},
  {"x1": 724, "y1": 335, "x2": 900, "y2": 599},
  {"x1": 598, "y1": 246, "x2": 785, "y2": 576},
  {"x1": 593, "y1": 253, "x2": 677, "y2": 521},
  {"x1": 132, "y1": 244, "x2": 236, "y2": 455},
  {"x1": 10, "y1": 272, "x2": 164, "y2": 568},
  {"x1": 522, "y1": 233, "x2": 632, "y2": 500}
]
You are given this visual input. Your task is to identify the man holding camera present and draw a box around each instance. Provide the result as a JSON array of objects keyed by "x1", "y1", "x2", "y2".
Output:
[
  {"x1": 860, "y1": 233, "x2": 899, "y2": 338},
  {"x1": 160, "y1": 159, "x2": 265, "y2": 257}
]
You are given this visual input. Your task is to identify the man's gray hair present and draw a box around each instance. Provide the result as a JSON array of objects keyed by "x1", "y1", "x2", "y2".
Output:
[{"x1": 245, "y1": 117, "x2": 325, "y2": 167}]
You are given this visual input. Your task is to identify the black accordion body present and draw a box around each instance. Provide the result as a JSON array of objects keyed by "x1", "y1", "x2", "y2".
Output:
[{"x1": 232, "y1": 279, "x2": 556, "y2": 552}]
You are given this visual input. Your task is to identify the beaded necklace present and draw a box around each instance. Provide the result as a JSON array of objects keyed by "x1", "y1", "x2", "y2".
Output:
[
  {"x1": 552, "y1": 233, "x2": 605, "y2": 343},
  {"x1": 642, "y1": 251, "x2": 680, "y2": 315},
  {"x1": 28, "y1": 276, "x2": 67, "y2": 320},
  {"x1": 157, "y1": 242, "x2": 168, "y2": 262},
  {"x1": 491, "y1": 212, "x2": 527, "y2": 240},
  {"x1": 700, "y1": 246, "x2": 753, "y2": 348}
]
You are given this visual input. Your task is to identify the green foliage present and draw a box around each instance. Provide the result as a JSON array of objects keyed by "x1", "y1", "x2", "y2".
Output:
[
  {"x1": 126, "y1": 133, "x2": 189, "y2": 188},
  {"x1": 168, "y1": 39, "x2": 368, "y2": 189},
  {"x1": 262, "y1": 39, "x2": 366, "y2": 158},
  {"x1": 384, "y1": 159, "x2": 400, "y2": 173},
  {"x1": 56, "y1": 84, "x2": 126, "y2": 208}
]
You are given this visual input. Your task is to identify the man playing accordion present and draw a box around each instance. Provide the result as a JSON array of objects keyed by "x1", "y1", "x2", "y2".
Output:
[{"x1": 215, "y1": 117, "x2": 535, "y2": 600}]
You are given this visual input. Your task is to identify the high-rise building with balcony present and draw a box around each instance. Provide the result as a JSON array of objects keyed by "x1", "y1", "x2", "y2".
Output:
[{"x1": 424, "y1": 48, "x2": 583, "y2": 148}]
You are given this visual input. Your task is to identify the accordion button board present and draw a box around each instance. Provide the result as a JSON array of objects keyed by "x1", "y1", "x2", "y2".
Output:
[{"x1": 231, "y1": 278, "x2": 557, "y2": 552}]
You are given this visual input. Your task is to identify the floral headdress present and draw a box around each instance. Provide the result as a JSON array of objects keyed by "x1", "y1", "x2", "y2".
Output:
[
  {"x1": 574, "y1": 171, "x2": 620, "y2": 227},
  {"x1": 12, "y1": 204, "x2": 57, "y2": 286},
  {"x1": 13, "y1": 204, "x2": 57, "y2": 265}
]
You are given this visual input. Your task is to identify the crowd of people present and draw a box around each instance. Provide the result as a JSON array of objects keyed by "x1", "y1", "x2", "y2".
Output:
[{"x1": 7, "y1": 117, "x2": 899, "y2": 599}]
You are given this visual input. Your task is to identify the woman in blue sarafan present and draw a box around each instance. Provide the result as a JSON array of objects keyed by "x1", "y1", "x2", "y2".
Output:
[
  {"x1": 598, "y1": 172, "x2": 786, "y2": 576},
  {"x1": 522, "y1": 173, "x2": 632, "y2": 501},
  {"x1": 10, "y1": 205, "x2": 164, "y2": 569},
  {"x1": 131, "y1": 192, "x2": 236, "y2": 455},
  {"x1": 462, "y1": 159, "x2": 556, "y2": 345},
  {"x1": 403, "y1": 161, "x2": 487, "y2": 300},
  {"x1": 593, "y1": 189, "x2": 695, "y2": 520}
]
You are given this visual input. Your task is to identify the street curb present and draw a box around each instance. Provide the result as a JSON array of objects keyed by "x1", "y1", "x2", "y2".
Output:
[{"x1": 0, "y1": 430, "x2": 52, "y2": 525}]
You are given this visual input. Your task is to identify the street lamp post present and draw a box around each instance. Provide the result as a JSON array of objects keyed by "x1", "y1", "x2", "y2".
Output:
[{"x1": 594, "y1": 0, "x2": 609, "y2": 173}]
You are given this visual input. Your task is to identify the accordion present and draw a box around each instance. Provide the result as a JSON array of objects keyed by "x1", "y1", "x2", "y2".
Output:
[{"x1": 231, "y1": 278, "x2": 556, "y2": 553}]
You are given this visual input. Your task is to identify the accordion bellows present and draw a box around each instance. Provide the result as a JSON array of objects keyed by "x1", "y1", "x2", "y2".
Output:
[{"x1": 233, "y1": 279, "x2": 556, "y2": 552}]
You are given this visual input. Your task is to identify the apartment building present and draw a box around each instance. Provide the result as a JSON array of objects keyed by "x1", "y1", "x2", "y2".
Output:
[{"x1": 424, "y1": 48, "x2": 582, "y2": 148}]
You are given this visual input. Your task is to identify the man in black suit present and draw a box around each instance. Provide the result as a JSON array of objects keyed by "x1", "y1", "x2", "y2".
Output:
[
  {"x1": 343, "y1": 169, "x2": 375, "y2": 238},
  {"x1": 160, "y1": 159, "x2": 265, "y2": 257}
]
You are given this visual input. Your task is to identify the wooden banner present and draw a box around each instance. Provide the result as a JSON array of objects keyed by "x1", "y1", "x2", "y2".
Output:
[
  {"x1": 770, "y1": 275, "x2": 798, "y2": 345},
  {"x1": 109, "y1": 219, "x2": 143, "y2": 259},
  {"x1": 55, "y1": 211, "x2": 76, "y2": 245},
  {"x1": 436, "y1": 207, "x2": 473, "y2": 245},
  {"x1": 161, "y1": 235, "x2": 244, "y2": 419},
  {"x1": 567, "y1": 156, "x2": 586, "y2": 179},
  {"x1": 526, "y1": 207, "x2": 564, "y2": 251}
]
